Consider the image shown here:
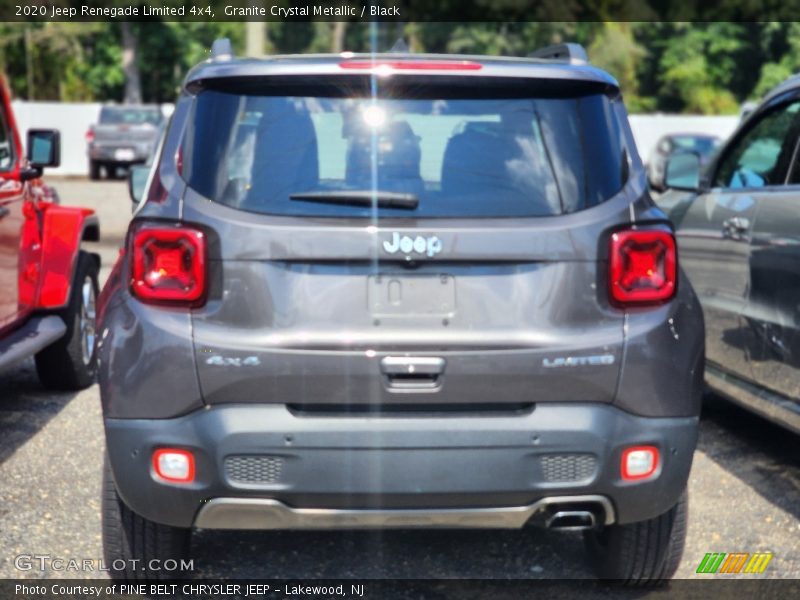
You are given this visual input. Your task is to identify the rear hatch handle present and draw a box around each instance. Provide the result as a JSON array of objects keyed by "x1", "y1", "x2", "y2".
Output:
[{"x1": 380, "y1": 356, "x2": 446, "y2": 391}]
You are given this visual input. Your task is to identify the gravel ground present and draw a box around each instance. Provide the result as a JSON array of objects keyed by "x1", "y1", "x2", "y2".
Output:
[{"x1": 0, "y1": 179, "x2": 797, "y2": 584}]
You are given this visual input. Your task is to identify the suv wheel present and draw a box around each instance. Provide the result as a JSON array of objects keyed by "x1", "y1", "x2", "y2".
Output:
[
  {"x1": 35, "y1": 252, "x2": 99, "y2": 391},
  {"x1": 584, "y1": 488, "x2": 688, "y2": 584},
  {"x1": 102, "y1": 456, "x2": 191, "y2": 580},
  {"x1": 89, "y1": 160, "x2": 101, "y2": 181}
]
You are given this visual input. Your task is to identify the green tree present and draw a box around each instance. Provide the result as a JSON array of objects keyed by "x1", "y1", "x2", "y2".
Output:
[
  {"x1": 754, "y1": 22, "x2": 800, "y2": 98},
  {"x1": 658, "y1": 24, "x2": 740, "y2": 114},
  {"x1": 588, "y1": 22, "x2": 649, "y2": 110}
]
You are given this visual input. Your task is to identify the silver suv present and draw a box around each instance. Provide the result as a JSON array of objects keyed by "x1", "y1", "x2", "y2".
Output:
[{"x1": 98, "y1": 41, "x2": 704, "y2": 583}]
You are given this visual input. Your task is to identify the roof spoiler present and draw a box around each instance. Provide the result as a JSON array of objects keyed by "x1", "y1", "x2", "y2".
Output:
[{"x1": 529, "y1": 43, "x2": 588, "y2": 64}]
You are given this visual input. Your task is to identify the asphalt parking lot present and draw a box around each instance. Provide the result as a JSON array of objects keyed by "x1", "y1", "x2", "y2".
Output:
[{"x1": 0, "y1": 178, "x2": 798, "y2": 582}]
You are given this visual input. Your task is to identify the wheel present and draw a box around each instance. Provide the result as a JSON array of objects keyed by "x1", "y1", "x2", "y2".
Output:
[
  {"x1": 35, "y1": 252, "x2": 99, "y2": 391},
  {"x1": 102, "y1": 455, "x2": 191, "y2": 581},
  {"x1": 584, "y1": 488, "x2": 688, "y2": 584},
  {"x1": 89, "y1": 160, "x2": 101, "y2": 181}
]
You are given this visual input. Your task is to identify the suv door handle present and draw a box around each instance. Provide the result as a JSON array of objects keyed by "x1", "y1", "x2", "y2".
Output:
[
  {"x1": 380, "y1": 356, "x2": 446, "y2": 391},
  {"x1": 722, "y1": 216, "x2": 750, "y2": 238}
]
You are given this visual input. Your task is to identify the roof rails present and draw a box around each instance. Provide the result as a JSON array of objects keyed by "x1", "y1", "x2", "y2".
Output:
[
  {"x1": 211, "y1": 38, "x2": 234, "y2": 61},
  {"x1": 529, "y1": 43, "x2": 588, "y2": 64}
]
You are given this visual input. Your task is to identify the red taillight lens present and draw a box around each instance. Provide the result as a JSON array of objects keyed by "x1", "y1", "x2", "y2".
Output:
[
  {"x1": 85, "y1": 129, "x2": 94, "y2": 143},
  {"x1": 130, "y1": 225, "x2": 206, "y2": 305},
  {"x1": 339, "y1": 60, "x2": 482, "y2": 71},
  {"x1": 152, "y1": 448, "x2": 195, "y2": 484},
  {"x1": 621, "y1": 445, "x2": 660, "y2": 481},
  {"x1": 609, "y1": 229, "x2": 677, "y2": 306}
]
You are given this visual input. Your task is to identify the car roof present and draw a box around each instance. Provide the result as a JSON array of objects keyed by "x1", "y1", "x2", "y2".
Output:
[
  {"x1": 183, "y1": 52, "x2": 619, "y2": 91},
  {"x1": 762, "y1": 73, "x2": 800, "y2": 104}
]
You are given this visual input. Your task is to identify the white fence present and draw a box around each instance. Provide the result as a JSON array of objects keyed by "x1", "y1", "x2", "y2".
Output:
[
  {"x1": 11, "y1": 101, "x2": 102, "y2": 176},
  {"x1": 11, "y1": 101, "x2": 173, "y2": 177},
  {"x1": 9, "y1": 100, "x2": 743, "y2": 176}
]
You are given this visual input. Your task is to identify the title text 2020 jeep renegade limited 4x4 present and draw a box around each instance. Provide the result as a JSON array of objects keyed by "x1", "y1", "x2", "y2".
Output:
[{"x1": 98, "y1": 42, "x2": 703, "y2": 583}]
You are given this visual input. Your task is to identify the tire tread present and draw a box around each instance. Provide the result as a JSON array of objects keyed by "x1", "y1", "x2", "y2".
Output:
[
  {"x1": 102, "y1": 456, "x2": 190, "y2": 580},
  {"x1": 35, "y1": 252, "x2": 98, "y2": 391},
  {"x1": 585, "y1": 488, "x2": 688, "y2": 584}
]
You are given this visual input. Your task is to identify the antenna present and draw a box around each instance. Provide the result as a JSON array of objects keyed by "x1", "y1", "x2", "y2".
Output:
[{"x1": 211, "y1": 38, "x2": 234, "y2": 61}]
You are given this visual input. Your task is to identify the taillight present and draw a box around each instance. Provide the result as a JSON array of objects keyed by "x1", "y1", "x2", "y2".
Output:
[
  {"x1": 85, "y1": 129, "x2": 94, "y2": 143},
  {"x1": 609, "y1": 229, "x2": 676, "y2": 306},
  {"x1": 130, "y1": 224, "x2": 206, "y2": 305},
  {"x1": 339, "y1": 60, "x2": 483, "y2": 71}
]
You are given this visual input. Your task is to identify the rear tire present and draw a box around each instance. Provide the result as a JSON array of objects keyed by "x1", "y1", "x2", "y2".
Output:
[
  {"x1": 584, "y1": 488, "x2": 688, "y2": 584},
  {"x1": 102, "y1": 455, "x2": 191, "y2": 580},
  {"x1": 35, "y1": 252, "x2": 99, "y2": 391},
  {"x1": 89, "y1": 160, "x2": 101, "y2": 181}
]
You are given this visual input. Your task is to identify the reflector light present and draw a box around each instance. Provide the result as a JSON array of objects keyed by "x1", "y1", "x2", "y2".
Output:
[
  {"x1": 621, "y1": 446, "x2": 659, "y2": 481},
  {"x1": 339, "y1": 60, "x2": 483, "y2": 71},
  {"x1": 130, "y1": 224, "x2": 206, "y2": 305},
  {"x1": 85, "y1": 129, "x2": 95, "y2": 143},
  {"x1": 153, "y1": 448, "x2": 195, "y2": 483},
  {"x1": 609, "y1": 229, "x2": 676, "y2": 306}
]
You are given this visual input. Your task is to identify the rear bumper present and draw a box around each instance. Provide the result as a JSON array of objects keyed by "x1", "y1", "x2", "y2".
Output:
[
  {"x1": 193, "y1": 495, "x2": 615, "y2": 530},
  {"x1": 104, "y1": 403, "x2": 698, "y2": 529},
  {"x1": 88, "y1": 143, "x2": 150, "y2": 163}
]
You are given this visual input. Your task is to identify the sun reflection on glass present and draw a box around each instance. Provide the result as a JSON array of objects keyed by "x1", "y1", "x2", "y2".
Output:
[{"x1": 362, "y1": 104, "x2": 386, "y2": 128}]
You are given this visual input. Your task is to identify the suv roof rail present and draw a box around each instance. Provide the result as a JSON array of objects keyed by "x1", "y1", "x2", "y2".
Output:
[
  {"x1": 529, "y1": 43, "x2": 588, "y2": 64},
  {"x1": 211, "y1": 38, "x2": 234, "y2": 61}
]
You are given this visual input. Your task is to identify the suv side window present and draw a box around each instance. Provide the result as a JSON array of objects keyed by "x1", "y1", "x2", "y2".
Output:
[
  {"x1": 0, "y1": 104, "x2": 13, "y2": 172},
  {"x1": 714, "y1": 100, "x2": 800, "y2": 189}
]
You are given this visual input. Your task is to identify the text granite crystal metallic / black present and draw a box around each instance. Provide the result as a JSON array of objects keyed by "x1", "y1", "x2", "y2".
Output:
[{"x1": 96, "y1": 41, "x2": 704, "y2": 583}]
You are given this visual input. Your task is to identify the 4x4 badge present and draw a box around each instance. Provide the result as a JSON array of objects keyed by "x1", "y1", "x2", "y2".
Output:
[{"x1": 383, "y1": 232, "x2": 443, "y2": 258}]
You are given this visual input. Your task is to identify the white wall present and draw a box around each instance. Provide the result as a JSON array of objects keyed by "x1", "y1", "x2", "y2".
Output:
[
  {"x1": 11, "y1": 100, "x2": 101, "y2": 176},
  {"x1": 629, "y1": 114, "x2": 740, "y2": 164},
  {"x1": 8, "y1": 100, "x2": 743, "y2": 176}
]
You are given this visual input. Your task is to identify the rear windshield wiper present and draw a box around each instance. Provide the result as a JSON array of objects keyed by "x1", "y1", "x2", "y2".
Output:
[{"x1": 289, "y1": 190, "x2": 419, "y2": 209}]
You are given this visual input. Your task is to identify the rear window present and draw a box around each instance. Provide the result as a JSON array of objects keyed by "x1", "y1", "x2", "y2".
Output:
[
  {"x1": 100, "y1": 107, "x2": 163, "y2": 126},
  {"x1": 181, "y1": 79, "x2": 629, "y2": 218},
  {"x1": 671, "y1": 136, "x2": 719, "y2": 156}
]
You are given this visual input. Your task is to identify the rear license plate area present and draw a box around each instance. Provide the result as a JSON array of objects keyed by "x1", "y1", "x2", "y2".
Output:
[
  {"x1": 368, "y1": 274, "x2": 455, "y2": 317},
  {"x1": 114, "y1": 148, "x2": 136, "y2": 161}
]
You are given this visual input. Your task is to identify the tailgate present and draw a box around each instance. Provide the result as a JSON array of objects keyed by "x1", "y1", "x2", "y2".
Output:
[{"x1": 185, "y1": 192, "x2": 627, "y2": 409}]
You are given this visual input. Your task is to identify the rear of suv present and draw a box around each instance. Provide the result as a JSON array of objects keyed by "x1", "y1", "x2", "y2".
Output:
[{"x1": 98, "y1": 42, "x2": 703, "y2": 583}]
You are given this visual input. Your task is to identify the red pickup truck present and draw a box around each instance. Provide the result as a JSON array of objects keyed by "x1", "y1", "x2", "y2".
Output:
[{"x1": 0, "y1": 76, "x2": 100, "y2": 390}]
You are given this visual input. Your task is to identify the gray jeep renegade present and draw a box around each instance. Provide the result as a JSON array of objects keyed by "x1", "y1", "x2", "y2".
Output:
[{"x1": 97, "y1": 41, "x2": 704, "y2": 583}]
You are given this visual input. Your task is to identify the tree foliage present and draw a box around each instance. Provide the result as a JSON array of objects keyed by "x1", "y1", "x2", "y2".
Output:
[{"x1": 2, "y1": 21, "x2": 800, "y2": 113}]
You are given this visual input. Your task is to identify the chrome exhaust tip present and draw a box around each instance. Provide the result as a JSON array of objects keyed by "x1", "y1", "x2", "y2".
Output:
[{"x1": 544, "y1": 510, "x2": 597, "y2": 530}]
